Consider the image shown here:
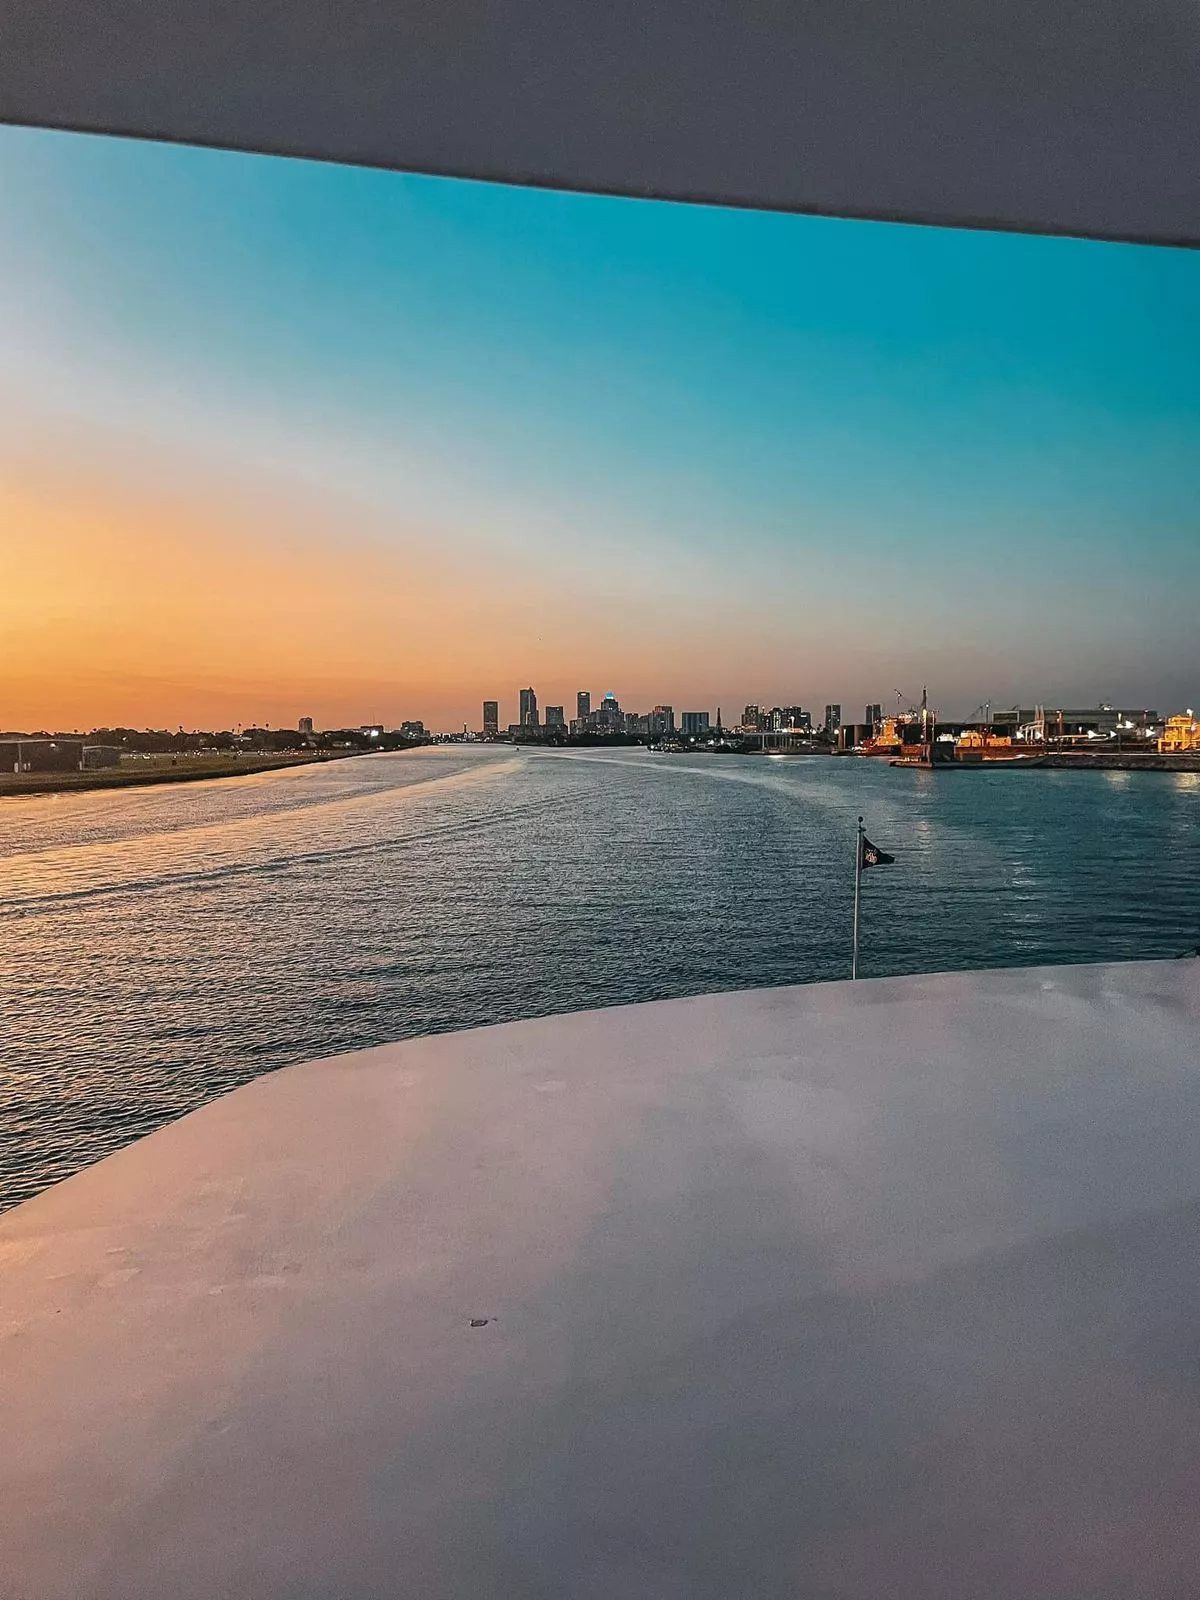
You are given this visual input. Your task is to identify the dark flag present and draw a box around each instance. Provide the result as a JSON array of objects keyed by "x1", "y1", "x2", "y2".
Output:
[{"x1": 860, "y1": 836, "x2": 894, "y2": 869}]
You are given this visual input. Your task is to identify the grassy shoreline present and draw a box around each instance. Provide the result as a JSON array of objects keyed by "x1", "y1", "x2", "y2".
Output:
[{"x1": 0, "y1": 750, "x2": 359, "y2": 799}]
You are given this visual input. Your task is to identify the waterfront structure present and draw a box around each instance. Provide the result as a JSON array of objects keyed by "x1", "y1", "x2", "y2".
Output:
[
  {"x1": 577, "y1": 691, "x2": 591, "y2": 722},
  {"x1": 545, "y1": 706, "x2": 566, "y2": 729},
  {"x1": 990, "y1": 706, "x2": 1158, "y2": 741},
  {"x1": 400, "y1": 720, "x2": 426, "y2": 738},
  {"x1": 520, "y1": 687, "x2": 539, "y2": 728},
  {"x1": 482, "y1": 701, "x2": 499, "y2": 735},
  {"x1": 681, "y1": 711, "x2": 710, "y2": 737},
  {"x1": 1159, "y1": 711, "x2": 1199, "y2": 753},
  {"x1": 81, "y1": 745, "x2": 123, "y2": 770},
  {"x1": 298, "y1": 717, "x2": 314, "y2": 736},
  {"x1": 0, "y1": 737, "x2": 85, "y2": 773}
]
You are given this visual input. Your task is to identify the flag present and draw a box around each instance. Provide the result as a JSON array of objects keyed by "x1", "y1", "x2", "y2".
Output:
[{"x1": 860, "y1": 835, "x2": 894, "y2": 869}]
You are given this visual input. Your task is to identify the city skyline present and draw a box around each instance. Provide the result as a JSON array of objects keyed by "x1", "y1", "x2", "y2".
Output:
[{"x1": 3, "y1": 125, "x2": 1198, "y2": 732}]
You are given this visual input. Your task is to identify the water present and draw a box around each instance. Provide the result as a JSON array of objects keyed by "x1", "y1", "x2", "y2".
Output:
[{"x1": 1, "y1": 746, "x2": 1197, "y2": 1211}]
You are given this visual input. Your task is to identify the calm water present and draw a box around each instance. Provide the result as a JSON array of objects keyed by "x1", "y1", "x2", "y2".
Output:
[{"x1": 1, "y1": 746, "x2": 1197, "y2": 1211}]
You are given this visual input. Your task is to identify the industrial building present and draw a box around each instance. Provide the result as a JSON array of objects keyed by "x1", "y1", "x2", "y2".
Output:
[{"x1": 0, "y1": 738, "x2": 85, "y2": 773}]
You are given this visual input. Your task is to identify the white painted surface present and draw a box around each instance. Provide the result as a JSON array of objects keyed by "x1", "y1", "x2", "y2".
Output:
[{"x1": 3, "y1": 960, "x2": 1200, "y2": 1597}]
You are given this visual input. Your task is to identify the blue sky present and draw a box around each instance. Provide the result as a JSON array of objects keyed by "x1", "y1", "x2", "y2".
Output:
[{"x1": 1, "y1": 123, "x2": 1197, "y2": 728}]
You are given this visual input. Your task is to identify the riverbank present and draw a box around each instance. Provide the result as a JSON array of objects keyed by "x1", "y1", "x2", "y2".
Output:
[
  {"x1": 0, "y1": 750, "x2": 358, "y2": 798},
  {"x1": 1037, "y1": 751, "x2": 1200, "y2": 771}
]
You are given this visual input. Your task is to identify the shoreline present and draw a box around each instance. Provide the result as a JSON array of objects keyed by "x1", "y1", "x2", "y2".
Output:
[{"x1": 0, "y1": 750, "x2": 360, "y2": 799}]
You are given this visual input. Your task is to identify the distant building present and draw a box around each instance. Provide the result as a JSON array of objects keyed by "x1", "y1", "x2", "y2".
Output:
[
  {"x1": 824, "y1": 704, "x2": 841, "y2": 735},
  {"x1": 0, "y1": 738, "x2": 84, "y2": 773},
  {"x1": 360, "y1": 725, "x2": 384, "y2": 741},
  {"x1": 577, "y1": 691, "x2": 591, "y2": 721},
  {"x1": 545, "y1": 705, "x2": 566, "y2": 728},
  {"x1": 596, "y1": 693, "x2": 622, "y2": 732},
  {"x1": 298, "y1": 716, "x2": 314, "y2": 736},
  {"x1": 520, "y1": 687, "x2": 539, "y2": 728},
  {"x1": 482, "y1": 701, "x2": 499, "y2": 735},
  {"x1": 993, "y1": 706, "x2": 1158, "y2": 740},
  {"x1": 866, "y1": 703, "x2": 883, "y2": 732},
  {"x1": 649, "y1": 705, "x2": 675, "y2": 738},
  {"x1": 1160, "y1": 712, "x2": 1199, "y2": 753},
  {"x1": 681, "y1": 711, "x2": 711, "y2": 737},
  {"x1": 82, "y1": 745, "x2": 123, "y2": 770},
  {"x1": 400, "y1": 720, "x2": 426, "y2": 738},
  {"x1": 742, "y1": 704, "x2": 764, "y2": 732}
]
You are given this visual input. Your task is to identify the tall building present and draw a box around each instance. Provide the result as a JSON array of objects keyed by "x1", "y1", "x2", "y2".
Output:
[
  {"x1": 577, "y1": 691, "x2": 591, "y2": 721},
  {"x1": 298, "y1": 716, "x2": 314, "y2": 735},
  {"x1": 866, "y1": 703, "x2": 883, "y2": 731},
  {"x1": 545, "y1": 705, "x2": 566, "y2": 728},
  {"x1": 649, "y1": 705, "x2": 675, "y2": 738},
  {"x1": 482, "y1": 701, "x2": 499, "y2": 735},
  {"x1": 520, "y1": 687, "x2": 539, "y2": 727},
  {"x1": 824, "y1": 704, "x2": 841, "y2": 734},
  {"x1": 596, "y1": 693, "x2": 622, "y2": 732},
  {"x1": 681, "y1": 711, "x2": 711, "y2": 737}
]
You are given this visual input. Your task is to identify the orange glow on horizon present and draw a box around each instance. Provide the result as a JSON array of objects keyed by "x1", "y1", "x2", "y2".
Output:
[{"x1": 2, "y1": 437, "x2": 809, "y2": 731}]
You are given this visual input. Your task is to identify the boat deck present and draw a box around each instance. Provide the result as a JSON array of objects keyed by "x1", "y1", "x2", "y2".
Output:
[{"x1": 3, "y1": 958, "x2": 1199, "y2": 1597}]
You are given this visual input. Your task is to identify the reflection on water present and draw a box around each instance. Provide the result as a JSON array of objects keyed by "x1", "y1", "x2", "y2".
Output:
[{"x1": 1, "y1": 746, "x2": 1197, "y2": 1210}]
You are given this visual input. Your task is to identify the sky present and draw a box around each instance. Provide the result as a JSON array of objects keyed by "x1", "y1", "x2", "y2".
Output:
[{"x1": 1, "y1": 125, "x2": 1197, "y2": 732}]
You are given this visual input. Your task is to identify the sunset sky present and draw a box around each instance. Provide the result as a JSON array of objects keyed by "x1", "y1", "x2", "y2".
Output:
[{"x1": 2, "y1": 124, "x2": 1197, "y2": 731}]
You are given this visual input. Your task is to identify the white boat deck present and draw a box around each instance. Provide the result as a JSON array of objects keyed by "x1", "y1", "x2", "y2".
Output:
[{"x1": 3, "y1": 959, "x2": 1199, "y2": 1597}]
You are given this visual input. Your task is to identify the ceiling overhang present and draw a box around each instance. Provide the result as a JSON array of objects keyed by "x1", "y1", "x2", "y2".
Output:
[{"x1": 2, "y1": 0, "x2": 1198, "y2": 246}]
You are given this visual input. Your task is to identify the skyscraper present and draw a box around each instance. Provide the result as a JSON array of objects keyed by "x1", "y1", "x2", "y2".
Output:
[
  {"x1": 577, "y1": 691, "x2": 591, "y2": 721},
  {"x1": 681, "y1": 711, "x2": 711, "y2": 736},
  {"x1": 298, "y1": 717, "x2": 314, "y2": 735},
  {"x1": 866, "y1": 703, "x2": 882, "y2": 731},
  {"x1": 596, "y1": 693, "x2": 621, "y2": 732},
  {"x1": 824, "y1": 704, "x2": 841, "y2": 734},
  {"x1": 545, "y1": 705, "x2": 565, "y2": 728},
  {"x1": 482, "y1": 701, "x2": 499, "y2": 735},
  {"x1": 520, "y1": 687, "x2": 539, "y2": 727}
]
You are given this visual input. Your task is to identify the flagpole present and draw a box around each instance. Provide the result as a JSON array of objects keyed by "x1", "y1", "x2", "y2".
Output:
[{"x1": 852, "y1": 815, "x2": 864, "y2": 980}]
